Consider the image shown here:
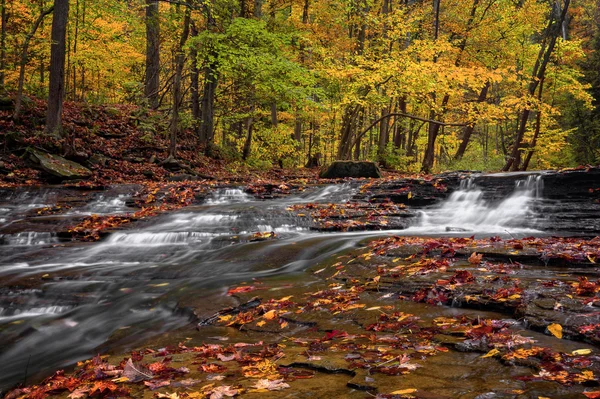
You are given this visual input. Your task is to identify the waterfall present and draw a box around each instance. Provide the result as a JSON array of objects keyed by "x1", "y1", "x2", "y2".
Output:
[{"x1": 408, "y1": 175, "x2": 544, "y2": 234}]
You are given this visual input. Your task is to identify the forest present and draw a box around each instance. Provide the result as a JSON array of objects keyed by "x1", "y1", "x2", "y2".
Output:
[
  {"x1": 2, "y1": 2, "x2": 600, "y2": 399},
  {"x1": 0, "y1": 0, "x2": 598, "y2": 180}
]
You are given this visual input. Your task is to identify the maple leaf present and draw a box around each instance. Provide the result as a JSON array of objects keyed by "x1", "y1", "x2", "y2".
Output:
[
  {"x1": 88, "y1": 381, "x2": 118, "y2": 396},
  {"x1": 468, "y1": 252, "x2": 483, "y2": 264},
  {"x1": 122, "y1": 358, "x2": 153, "y2": 382},
  {"x1": 251, "y1": 379, "x2": 290, "y2": 391},
  {"x1": 583, "y1": 392, "x2": 600, "y2": 399},
  {"x1": 209, "y1": 385, "x2": 239, "y2": 399}
]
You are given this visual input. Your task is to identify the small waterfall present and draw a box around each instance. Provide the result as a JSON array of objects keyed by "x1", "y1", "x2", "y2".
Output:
[
  {"x1": 0, "y1": 232, "x2": 58, "y2": 246},
  {"x1": 83, "y1": 194, "x2": 129, "y2": 214},
  {"x1": 206, "y1": 188, "x2": 252, "y2": 205},
  {"x1": 410, "y1": 175, "x2": 544, "y2": 234}
]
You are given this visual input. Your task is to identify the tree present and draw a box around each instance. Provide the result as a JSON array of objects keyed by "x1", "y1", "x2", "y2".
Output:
[
  {"x1": 14, "y1": 5, "x2": 54, "y2": 119},
  {"x1": 145, "y1": 0, "x2": 160, "y2": 109},
  {"x1": 45, "y1": 0, "x2": 69, "y2": 137}
]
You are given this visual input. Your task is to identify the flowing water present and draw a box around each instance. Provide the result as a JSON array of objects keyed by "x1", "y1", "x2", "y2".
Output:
[
  {"x1": 0, "y1": 175, "x2": 589, "y2": 393},
  {"x1": 406, "y1": 175, "x2": 546, "y2": 235}
]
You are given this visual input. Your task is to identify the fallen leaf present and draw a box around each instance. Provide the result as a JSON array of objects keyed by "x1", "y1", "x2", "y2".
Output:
[
  {"x1": 391, "y1": 388, "x2": 417, "y2": 394},
  {"x1": 583, "y1": 392, "x2": 600, "y2": 399},
  {"x1": 572, "y1": 349, "x2": 592, "y2": 356},
  {"x1": 251, "y1": 379, "x2": 290, "y2": 391},
  {"x1": 468, "y1": 252, "x2": 483, "y2": 264},
  {"x1": 209, "y1": 385, "x2": 239, "y2": 399},
  {"x1": 481, "y1": 348, "x2": 500, "y2": 358},
  {"x1": 547, "y1": 323, "x2": 563, "y2": 339}
]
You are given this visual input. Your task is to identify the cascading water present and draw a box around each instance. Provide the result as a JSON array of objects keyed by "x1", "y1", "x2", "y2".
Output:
[{"x1": 407, "y1": 174, "x2": 545, "y2": 234}]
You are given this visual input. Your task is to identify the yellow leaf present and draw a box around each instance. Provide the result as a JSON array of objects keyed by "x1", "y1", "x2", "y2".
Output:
[
  {"x1": 366, "y1": 306, "x2": 381, "y2": 311},
  {"x1": 547, "y1": 323, "x2": 563, "y2": 339},
  {"x1": 280, "y1": 321, "x2": 289, "y2": 329},
  {"x1": 391, "y1": 389, "x2": 417, "y2": 395},
  {"x1": 263, "y1": 310, "x2": 277, "y2": 320},
  {"x1": 481, "y1": 348, "x2": 500, "y2": 358},
  {"x1": 407, "y1": 192, "x2": 412, "y2": 199},
  {"x1": 256, "y1": 320, "x2": 266, "y2": 327},
  {"x1": 218, "y1": 315, "x2": 233, "y2": 322},
  {"x1": 572, "y1": 349, "x2": 592, "y2": 356}
]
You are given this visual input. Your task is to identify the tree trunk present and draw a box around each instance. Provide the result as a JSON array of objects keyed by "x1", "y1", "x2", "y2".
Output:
[
  {"x1": 253, "y1": 0, "x2": 263, "y2": 18},
  {"x1": 145, "y1": 0, "x2": 160, "y2": 109},
  {"x1": 45, "y1": 0, "x2": 69, "y2": 137},
  {"x1": 167, "y1": 8, "x2": 190, "y2": 160},
  {"x1": 14, "y1": 6, "x2": 54, "y2": 120},
  {"x1": 521, "y1": 78, "x2": 545, "y2": 171},
  {"x1": 377, "y1": 105, "x2": 390, "y2": 162},
  {"x1": 199, "y1": 61, "x2": 218, "y2": 146},
  {"x1": 503, "y1": 0, "x2": 570, "y2": 171},
  {"x1": 454, "y1": 81, "x2": 490, "y2": 159},
  {"x1": 0, "y1": 0, "x2": 7, "y2": 90},
  {"x1": 242, "y1": 105, "x2": 255, "y2": 160},
  {"x1": 190, "y1": 21, "x2": 200, "y2": 137}
]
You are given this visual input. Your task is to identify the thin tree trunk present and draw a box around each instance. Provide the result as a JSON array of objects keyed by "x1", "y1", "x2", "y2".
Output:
[
  {"x1": 45, "y1": 0, "x2": 69, "y2": 137},
  {"x1": 190, "y1": 21, "x2": 200, "y2": 137},
  {"x1": 145, "y1": 0, "x2": 160, "y2": 109},
  {"x1": 0, "y1": 0, "x2": 7, "y2": 90},
  {"x1": 454, "y1": 81, "x2": 490, "y2": 159},
  {"x1": 503, "y1": 0, "x2": 570, "y2": 171},
  {"x1": 167, "y1": 7, "x2": 190, "y2": 160},
  {"x1": 242, "y1": 104, "x2": 255, "y2": 160},
  {"x1": 522, "y1": 78, "x2": 545, "y2": 171},
  {"x1": 14, "y1": 6, "x2": 54, "y2": 119}
]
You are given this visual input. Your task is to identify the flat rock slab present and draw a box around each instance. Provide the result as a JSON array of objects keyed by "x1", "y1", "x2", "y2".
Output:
[
  {"x1": 319, "y1": 161, "x2": 382, "y2": 179},
  {"x1": 29, "y1": 150, "x2": 92, "y2": 180}
]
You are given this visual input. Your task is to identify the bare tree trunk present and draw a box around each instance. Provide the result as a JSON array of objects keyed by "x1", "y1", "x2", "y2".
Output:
[
  {"x1": 145, "y1": 0, "x2": 160, "y2": 109},
  {"x1": 377, "y1": 105, "x2": 390, "y2": 162},
  {"x1": 503, "y1": 0, "x2": 570, "y2": 171},
  {"x1": 454, "y1": 81, "x2": 490, "y2": 159},
  {"x1": 167, "y1": 7, "x2": 190, "y2": 160},
  {"x1": 0, "y1": 0, "x2": 7, "y2": 90},
  {"x1": 200, "y1": 0, "x2": 218, "y2": 149},
  {"x1": 242, "y1": 104, "x2": 255, "y2": 160},
  {"x1": 14, "y1": 6, "x2": 54, "y2": 119},
  {"x1": 190, "y1": 21, "x2": 200, "y2": 137},
  {"x1": 522, "y1": 78, "x2": 545, "y2": 171},
  {"x1": 45, "y1": 0, "x2": 69, "y2": 137}
]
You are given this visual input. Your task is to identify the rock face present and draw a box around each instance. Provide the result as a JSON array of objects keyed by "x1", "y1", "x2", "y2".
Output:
[
  {"x1": 319, "y1": 161, "x2": 382, "y2": 179},
  {"x1": 29, "y1": 150, "x2": 92, "y2": 180}
]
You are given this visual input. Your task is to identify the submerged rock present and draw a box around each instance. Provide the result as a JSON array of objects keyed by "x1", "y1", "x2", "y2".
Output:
[
  {"x1": 29, "y1": 150, "x2": 92, "y2": 180},
  {"x1": 319, "y1": 161, "x2": 382, "y2": 179}
]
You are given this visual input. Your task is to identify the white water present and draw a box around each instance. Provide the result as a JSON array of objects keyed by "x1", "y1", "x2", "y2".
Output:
[
  {"x1": 0, "y1": 232, "x2": 58, "y2": 246},
  {"x1": 406, "y1": 175, "x2": 544, "y2": 235},
  {"x1": 206, "y1": 188, "x2": 252, "y2": 205}
]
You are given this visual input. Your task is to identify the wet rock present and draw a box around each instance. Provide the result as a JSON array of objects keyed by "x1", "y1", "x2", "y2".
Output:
[
  {"x1": 319, "y1": 161, "x2": 382, "y2": 179},
  {"x1": 28, "y1": 150, "x2": 92, "y2": 180}
]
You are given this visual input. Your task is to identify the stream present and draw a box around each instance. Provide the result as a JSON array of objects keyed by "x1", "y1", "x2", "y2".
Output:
[{"x1": 0, "y1": 173, "x2": 596, "y2": 394}]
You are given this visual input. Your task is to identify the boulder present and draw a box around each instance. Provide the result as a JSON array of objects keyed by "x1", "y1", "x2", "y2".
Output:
[
  {"x1": 319, "y1": 161, "x2": 382, "y2": 179},
  {"x1": 29, "y1": 150, "x2": 92, "y2": 180}
]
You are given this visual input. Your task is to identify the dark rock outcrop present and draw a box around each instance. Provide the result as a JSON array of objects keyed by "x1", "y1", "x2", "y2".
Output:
[
  {"x1": 319, "y1": 161, "x2": 382, "y2": 179},
  {"x1": 29, "y1": 150, "x2": 92, "y2": 180}
]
